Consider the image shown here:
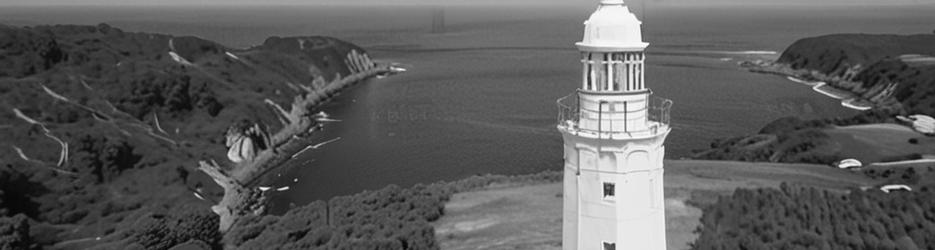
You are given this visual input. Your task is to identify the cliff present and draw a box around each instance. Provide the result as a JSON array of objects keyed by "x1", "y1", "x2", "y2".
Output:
[
  {"x1": 775, "y1": 33, "x2": 935, "y2": 114},
  {"x1": 0, "y1": 23, "x2": 416, "y2": 250}
]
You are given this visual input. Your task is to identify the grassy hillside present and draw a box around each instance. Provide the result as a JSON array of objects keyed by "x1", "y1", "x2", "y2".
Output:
[{"x1": 0, "y1": 23, "x2": 397, "y2": 249}]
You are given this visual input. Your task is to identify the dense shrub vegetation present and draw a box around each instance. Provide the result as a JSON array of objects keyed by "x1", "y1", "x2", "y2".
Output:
[
  {"x1": 0, "y1": 165, "x2": 45, "y2": 218},
  {"x1": 853, "y1": 60, "x2": 935, "y2": 115},
  {"x1": 777, "y1": 34, "x2": 935, "y2": 78},
  {"x1": 0, "y1": 23, "x2": 378, "y2": 249},
  {"x1": 129, "y1": 205, "x2": 221, "y2": 250},
  {"x1": 693, "y1": 167, "x2": 935, "y2": 250},
  {"x1": 70, "y1": 133, "x2": 142, "y2": 184},
  {"x1": 227, "y1": 184, "x2": 448, "y2": 250},
  {"x1": 0, "y1": 214, "x2": 34, "y2": 250},
  {"x1": 110, "y1": 71, "x2": 224, "y2": 119}
]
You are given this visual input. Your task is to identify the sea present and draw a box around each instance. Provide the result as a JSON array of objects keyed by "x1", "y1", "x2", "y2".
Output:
[{"x1": 3, "y1": 3, "x2": 934, "y2": 212}]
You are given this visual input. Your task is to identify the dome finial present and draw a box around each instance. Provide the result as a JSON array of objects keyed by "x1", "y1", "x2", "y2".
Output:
[{"x1": 577, "y1": 0, "x2": 647, "y2": 51}]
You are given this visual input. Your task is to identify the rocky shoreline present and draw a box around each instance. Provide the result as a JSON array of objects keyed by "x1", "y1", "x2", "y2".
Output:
[
  {"x1": 692, "y1": 33, "x2": 935, "y2": 165},
  {"x1": 741, "y1": 59, "x2": 898, "y2": 111},
  {"x1": 0, "y1": 23, "x2": 424, "y2": 250}
]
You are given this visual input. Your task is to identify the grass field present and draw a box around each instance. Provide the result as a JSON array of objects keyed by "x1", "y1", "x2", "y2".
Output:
[
  {"x1": 433, "y1": 160, "x2": 877, "y2": 250},
  {"x1": 824, "y1": 123, "x2": 935, "y2": 163}
]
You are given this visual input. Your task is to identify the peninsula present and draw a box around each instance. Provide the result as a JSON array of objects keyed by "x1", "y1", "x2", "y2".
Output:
[{"x1": 0, "y1": 24, "x2": 452, "y2": 250}]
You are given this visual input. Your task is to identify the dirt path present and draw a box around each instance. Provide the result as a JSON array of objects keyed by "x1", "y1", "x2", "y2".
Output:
[{"x1": 433, "y1": 160, "x2": 876, "y2": 250}]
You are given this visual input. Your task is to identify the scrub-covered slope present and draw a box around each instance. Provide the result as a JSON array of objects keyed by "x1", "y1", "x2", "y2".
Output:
[
  {"x1": 777, "y1": 34, "x2": 935, "y2": 114},
  {"x1": 0, "y1": 23, "x2": 397, "y2": 249}
]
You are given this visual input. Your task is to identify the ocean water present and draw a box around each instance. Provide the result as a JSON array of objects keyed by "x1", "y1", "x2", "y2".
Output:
[{"x1": 3, "y1": 4, "x2": 934, "y2": 210}]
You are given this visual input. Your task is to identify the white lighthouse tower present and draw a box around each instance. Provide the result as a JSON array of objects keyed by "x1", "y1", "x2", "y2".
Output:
[{"x1": 557, "y1": 0, "x2": 671, "y2": 249}]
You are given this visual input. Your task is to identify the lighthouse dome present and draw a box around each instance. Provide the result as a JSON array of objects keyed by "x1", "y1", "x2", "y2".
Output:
[{"x1": 576, "y1": 0, "x2": 648, "y2": 52}]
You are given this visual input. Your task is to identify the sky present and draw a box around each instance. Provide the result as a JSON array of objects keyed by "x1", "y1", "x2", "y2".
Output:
[{"x1": 0, "y1": 0, "x2": 931, "y2": 7}]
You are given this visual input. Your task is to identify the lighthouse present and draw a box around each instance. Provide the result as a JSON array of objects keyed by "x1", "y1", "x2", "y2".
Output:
[{"x1": 557, "y1": 0, "x2": 671, "y2": 249}]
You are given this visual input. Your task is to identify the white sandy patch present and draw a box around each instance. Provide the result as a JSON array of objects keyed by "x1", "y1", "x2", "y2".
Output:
[
  {"x1": 899, "y1": 54, "x2": 935, "y2": 65},
  {"x1": 811, "y1": 82, "x2": 849, "y2": 99},
  {"x1": 225, "y1": 51, "x2": 240, "y2": 60},
  {"x1": 786, "y1": 76, "x2": 822, "y2": 87},
  {"x1": 168, "y1": 51, "x2": 193, "y2": 66},
  {"x1": 437, "y1": 218, "x2": 499, "y2": 235},
  {"x1": 835, "y1": 123, "x2": 914, "y2": 133}
]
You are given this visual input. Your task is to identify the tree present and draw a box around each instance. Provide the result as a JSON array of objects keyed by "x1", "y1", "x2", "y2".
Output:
[
  {"x1": 0, "y1": 214, "x2": 33, "y2": 250},
  {"x1": 130, "y1": 206, "x2": 220, "y2": 250},
  {"x1": 694, "y1": 182, "x2": 935, "y2": 249}
]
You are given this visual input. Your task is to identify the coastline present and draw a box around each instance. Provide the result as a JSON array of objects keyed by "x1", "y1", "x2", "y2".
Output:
[
  {"x1": 0, "y1": 23, "x2": 407, "y2": 249},
  {"x1": 811, "y1": 82, "x2": 850, "y2": 99},
  {"x1": 202, "y1": 58, "x2": 399, "y2": 231},
  {"x1": 745, "y1": 60, "x2": 881, "y2": 111}
]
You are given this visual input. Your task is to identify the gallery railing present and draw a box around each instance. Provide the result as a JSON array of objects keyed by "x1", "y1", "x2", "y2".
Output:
[{"x1": 557, "y1": 92, "x2": 672, "y2": 138}]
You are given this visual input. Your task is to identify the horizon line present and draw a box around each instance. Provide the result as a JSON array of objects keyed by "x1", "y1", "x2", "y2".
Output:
[{"x1": 2, "y1": 1, "x2": 934, "y2": 8}]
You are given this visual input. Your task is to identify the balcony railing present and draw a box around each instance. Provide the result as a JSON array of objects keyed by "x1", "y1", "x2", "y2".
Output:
[{"x1": 557, "y1": 91, "x2": 672, "y2": 138}]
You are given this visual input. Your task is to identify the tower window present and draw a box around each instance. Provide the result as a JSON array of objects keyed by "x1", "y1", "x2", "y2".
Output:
[
  {"x1": 603, "y1": 241, "x2": 616, "y2": 250},
  {"x1": 603, "y1": 182, "x2": 615, "y2": 199}
]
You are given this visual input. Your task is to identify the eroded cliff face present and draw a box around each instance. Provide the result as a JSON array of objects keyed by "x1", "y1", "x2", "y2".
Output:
[
  {"x1": 776, "y1": 34, "x2": 935, "y2": 113},
  {"x1": 0, "y1": 23, "x2": 375, "y2": 249}
]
